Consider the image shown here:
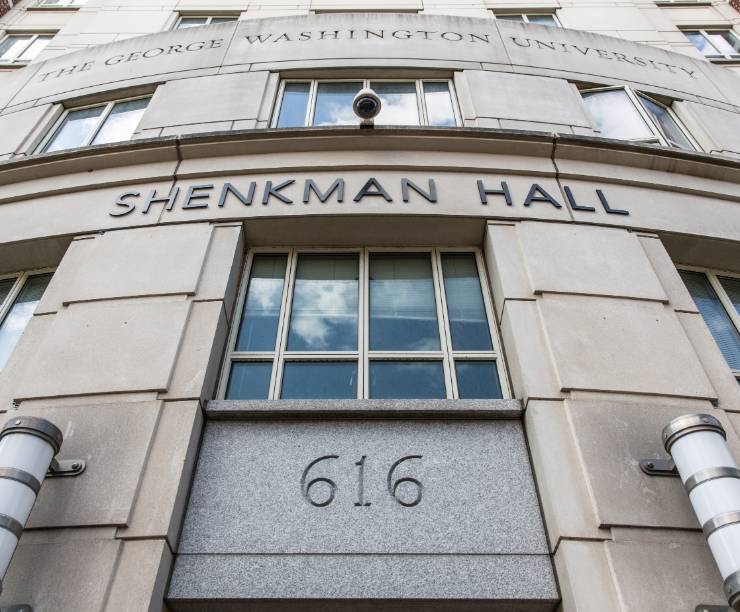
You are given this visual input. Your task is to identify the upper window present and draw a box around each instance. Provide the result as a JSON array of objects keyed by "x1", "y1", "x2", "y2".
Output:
[
  {"x1": 493, "y1": 13, "x2": 560, "y2": 27},
  {"x1": 273, "y1": 79, "x2": 459, "y2": 128},
  {"x1": 38, "y1": 0, "x2": 86, "y2": 6},
  {"x1": 683, "y1": 29, "x2": 740, "y2": 60},
  {"x1": 39, "y1": 96, "x2": 150, "y2": 153},
  {"x1": 580, "y1": 87, "x2": 695, "y2": 150},
  {"x1": 679, "y1": 269, "x2": 740, "y2": 383},
  {"x1": 221, "y1": 249, "x2": 507, "y2": 400},
  {"x1": 0, "y1": 34, "x2": 53, "y2": 65},
  {"x1": 174, "y1": 15, "x2": 239, "y2": 29},
  {"x1": 0, "y1": 271, "x2": 53, "y2": 371}
]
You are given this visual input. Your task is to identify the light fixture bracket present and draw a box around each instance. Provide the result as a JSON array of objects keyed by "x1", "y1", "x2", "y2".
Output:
[
  {"x1": 0, "y1": 605, "x2": 33, "y2": 612},
  {"x1": 639, "y1": 457, "x2": 678, "y2": 477},
  {"x1": 46, "y1": 458, "x2": 85, "y2": 478}
]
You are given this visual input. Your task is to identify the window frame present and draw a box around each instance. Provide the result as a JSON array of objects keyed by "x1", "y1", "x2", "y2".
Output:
[
  {"x1": 492, "y1": 12, "x2": 561, "y2": 26},
  {"x1": 0, "y1": 268, "x2": 55, "y2": 370},
  {"x1": 579, "y1": 85, "x2": 698, "y2": 150},
  {"x1": 219, "y1": 247, "x2": 510, "y2": 400},
  {"x1": 0, "y1": 32, "x2": 54, "y2": 65},
  {"x1": 682, "y1": 28, "x2": 740, "y2": 61},
  {"x1": 173, "y1": 15, "x2": 240, "y2": 29},
  {"x1": 36, "y1": 0, "x2": 86, "y2": 7},
  {"x1": 36, "y1": 94, "x2": 151, "y2": 153},
  {"x1": 678, "y1": 265, "x2": 740, "y2": 381},
  {"x1": 271, "y1": 78, "x2": 462, "y2": 128}
]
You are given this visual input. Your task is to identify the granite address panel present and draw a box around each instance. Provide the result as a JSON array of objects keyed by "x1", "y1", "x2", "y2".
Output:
[{"x1": 171, "y1": 408, "x2": 557, "y2": 608}]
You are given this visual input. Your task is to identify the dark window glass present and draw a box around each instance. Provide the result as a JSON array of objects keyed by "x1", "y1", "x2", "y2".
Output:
[
  {"x1": 0, "y1": 273, "x2": 52, "y2": 370},
  {"x1": 277, "y1": 83, "x2": 311, "y2": 128},
  {"x1": 718, "y1": 276, "x2": 740, "y2": 317},
  {"x1": 441, "y1": 253, "x2": 492, "y2": 351},
  {"x1": 313, "y1": 82, "x2": 362, "y2": 126},
  {"x1": 369, "y1": 361, "x2": 446, "y2": 398},
  {"x1": 287, "y1": 254, "x2": 359, "y2": 351},
  {"x1": 638, "y1": 95, "x2": 693, "y2": 150},
  {"x1": 235, "y1": 254, "x2": 287, "y2": 352},
  {"x1": 0, "y1": 278, "x2": 15, "y2": 306},
  {"x1": 280, "y1": 362, "x2": 357, "y2": 398},
  {"x1": 680, "y1": 271, "x2": 740, "y2": 371},
  {"x1": 369, "y1": 254, "x2": 440, "y2": 351},
  {"x1": 455, "y1": 361, "x2": 502, "y2": 399},
  {"x1": 225, "y1": 362, "x2": 272, "y2": 399}
]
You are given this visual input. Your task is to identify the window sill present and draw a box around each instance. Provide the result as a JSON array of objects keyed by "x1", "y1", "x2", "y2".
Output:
[
  {"x1": 655, "y1": 1, "x2": 714, "y2": 5},
  {"x1": 0, "y1": 63, "x2": 26, "y2": 69},
  {"x1": 26, "y1": 5, "x2": 82, "y2": 10}
]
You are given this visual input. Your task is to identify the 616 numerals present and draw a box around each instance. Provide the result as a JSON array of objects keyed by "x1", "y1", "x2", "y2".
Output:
[{"x1": 300, "y1": 455, "x2": 423, "y2": 508}]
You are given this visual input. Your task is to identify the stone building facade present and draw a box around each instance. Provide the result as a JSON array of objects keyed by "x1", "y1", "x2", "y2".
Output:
[{"x1": 0, "y1": 1, "x2": 739, "y2": 611}]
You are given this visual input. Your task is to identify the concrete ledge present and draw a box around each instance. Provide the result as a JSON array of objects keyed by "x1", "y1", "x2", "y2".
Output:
[{"x1": 205, "y1": 399, "x2": 523, "y2": 420}]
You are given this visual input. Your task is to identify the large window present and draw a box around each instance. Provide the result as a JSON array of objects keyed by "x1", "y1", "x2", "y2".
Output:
[
  {"x1": 221, "y1": 249, "x2": 507, "y2": 400},
  {"x1": 580, "y1": 87, "x2": 695, "y2": 150},
  {"x1": 493, "y1": 12, "x2": 560, "y2": 27},
  {"x1": 683, "y1": 29, "x2": 740, "y2": 60},
  {"x1": 0, "y1": 34, "x2": 53, "y2": 64},
  {"x1": 174, "y1": 15, "x2": 239, "y2": 29},
  {"x1": 273, "y1": 79, "x2": 459, "y2": 128},
  {"x1": 680, "y1": 269, "x2": 740, "y2": 383},
  {"x1": 39, "y1": 96, "x2": 150, "y2": 153},
  {"x1": 0, "y1": 271, "x2": 53, "y2": 371}
]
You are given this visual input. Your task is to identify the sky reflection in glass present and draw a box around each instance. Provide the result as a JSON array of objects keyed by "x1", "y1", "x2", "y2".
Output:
[
  {"x1": 314, "y1": 82, "x2": 362, "y2": 125},
  {"x1": 423, "y1": 82, "x2": 456, "y2": 126},
  {"x1": 235, "y1": 254, "x2": 287, "y2": 352},
  {"x1": 225, "y1": 362, "x2": 272, "y2": 399},
  {"x1": 281, "y1": 362, "x2": 357, "y2": 398},
  {"x1": 92, "y1": 98, "x2": 149, "y2": 145},
  {"x1": 0, "y1": 274, "x2": 52, "y2": 370},
  {"x1": 582, "y1": 89, "x2": 653, "y2": 140},
  {"x1": 371, "y1": 82, "x2": 419, "y2": 126},
  {"x1": 43, "y1": 106, "x2": 104, "y2": 152},
  {"x1": 441, "y1": 254, "x2": 492, "y2": 351},
  {"x1": 277, "y1": 82, "x2": 310, "y2": 127},
  {"x1": 370, "y1": 361, "x2": 445, "y2": 398},
  {"x1": 455, "y1": 361, "x2": 502, "y2": 399},
  {"x1": 287, "y1": 254, "x2": 359, "y2": 351},
  {"x1": 369, "y1": 254, "x2": 440, "y2": 351}
]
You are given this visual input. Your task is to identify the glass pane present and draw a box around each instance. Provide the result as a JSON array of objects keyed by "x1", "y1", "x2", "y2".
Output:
[
  {"x1": 235, "y1": 254, "x2": 288, "y2": 352},
  {"x1": 638, "y1": 95, "x2": 693, "y2": 150},
  {"x1": 684, "y1": 31, "x2": 720, "y2": 56},
  {"x1": 177, "y1": 17, "x2": 208, "y2": 29},
  {"x1": 706, "y1": 31, "x2": 740, "y2": 56},
  {"x1": 441, "y1": 254, "x2": 492, "y2": 351},
  {"x1": 718, "y1": 276, "x2": 740, "y2": 317},
  {"x1": 0, "y1": 278, "x2": 15, "y2": 307},
  {"x1": 369, "y1": 253, "x2": 440, "y2": 351},
  {"x1": 17, "y1": 36, "x2": 52, "y2": 62},
  {"x1": 455, "y1": 361, "x2": 503, "y2": 399},
  {"x1": 210, "y1": 17, "x2": 237, "y2": 24},
  {"x1": 313, "y1": 82, "x2": 362, "y2": 126},
  {"x1": 423, "y1": 82, "x2": 456, "y2": 127},
  {"x1": 287, "y1": 254, "x2": 359, "y2": 351},
  {"x1": 277, "y1": 82, "x2": 311, "y2": 128},
  {"x1": 0, "y1": 36, "x2": 32, "y2": 62},
  {"x1": 497, "y1": 14, "x2": 525, "y2": 21},
  {"x1": 92, "y1": 98, "x2": 149, "y2": 145},
  {"x1": 680, "y1": 271, "x2": 740, "y2": 371},
  {"x1": 581, "y1": 89, "x2": 654, "y2": 140},
  {"x1": 527, "y1": 14, "x2": 558, "y2": 26},
  {"x1": 370, "y1": 361, "x2": 445, "y2": 398},
  {"x1": 43, "y1": 105, "x2": 105, "y2": 153},
  {"x1": 225, "y1": 362, "x2": 272, "y2": 399},
  {"x1": 370, "y1": 82, "x2": 419, "y2": 126},
  {"x1": 281, "y1": 362, "x2": 357, "y2": 399},
  {"x1": 0, "y1": 273, "x2": 52, "y2": 371}
]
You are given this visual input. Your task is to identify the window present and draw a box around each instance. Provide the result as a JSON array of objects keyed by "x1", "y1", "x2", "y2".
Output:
[
  {"x1": 273, "y1": 79, "x2": 459, "y2": 128},
  {"x1": 679, "y1": 269, "x2": 740, "y2": 383},
  {"x1": 38, "y1": 0, "x2": 86, "y2": 6},
  {"x1": 683, "y1": 29, "x2": 740, "y2": 60},
  {"x1": 221, "y1": 249, "x2": 507, "y2": 400},
  {"x1": 0, "y1": 271, "x2": 53, "y2": 371},
  {"x1": 580, "y1": 87, "x2": 695, "y2": 150},
  {"x1": 39, "y1": 96, "x2": 150, "y2": 153},
  {"x1": 493, "y1": 13, "x2": 560, "y2": 27},
  {"x1": 0, "y1": 34, "x2": 53, "y2": 64},
  {"x1": 174, "y1": 15, "x2": 239, "y2": 29}
]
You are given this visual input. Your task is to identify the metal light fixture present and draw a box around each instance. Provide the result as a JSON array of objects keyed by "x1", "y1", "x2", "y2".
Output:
[
  {"x1": 662, "y1": 414, "x2": 740, "y2": 612},
  {"x1": 0, "y1": 417, "x2": 63, "y2": 595}
]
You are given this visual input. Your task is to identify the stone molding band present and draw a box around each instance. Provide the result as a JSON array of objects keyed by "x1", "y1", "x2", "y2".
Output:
[
  {"x1": 0, "y1": 513, "x2": 23, "y2": 539},
  {"x1": 702, "y1": 510, "x2": 740, "y2": 538},
  {"x1": 724, "y1": 569, "x2": 740, "y2": 611},
  {"x1": 0, "y1": 467, "x2": 41, "y2": 495},
  {"x1": 685, "y1": 466, "x2": 740, "y2": 494}
]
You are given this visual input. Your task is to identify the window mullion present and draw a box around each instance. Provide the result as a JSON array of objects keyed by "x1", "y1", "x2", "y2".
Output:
[
  {"x1": 307, "y1": 80, "x2": 318, "y2": 127},
  {"x1": 708, "y1": 272, "x2": 740, "y2": 335},
  {"x1": 416, "y1": 80, "x2": 427, "y2": 126},
  {"x1": 362, "y1": 248, "x2": 370, "y2": 398},
  {"x1": 628, "y1": 88, "x2": 664, "y2": 145},
  {"x1": 0, "y1": 274, "x2": 26, "y2": 328},
  {"x1": 270, "y1": 249, "x2": 297, "y2": 399},
  {"x1": 432, "y1": 249, "x2": 457, "y2": 399},
  {"x1": 86, "y1": 102, "x2": 114, "y2": 146}
]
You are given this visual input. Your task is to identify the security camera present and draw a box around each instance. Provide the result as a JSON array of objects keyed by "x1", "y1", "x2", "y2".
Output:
[{"x1": 353, "y1": 88, "x2": 382, "y2": 126}]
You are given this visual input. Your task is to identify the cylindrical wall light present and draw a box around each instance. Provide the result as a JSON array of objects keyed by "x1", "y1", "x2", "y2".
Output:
[
  {"x1": 663, "y1": 413, "x2": 740, "y2": 611},
  {"x1": 0, "y1": 416, "x2": 62, "y2": 594}
]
